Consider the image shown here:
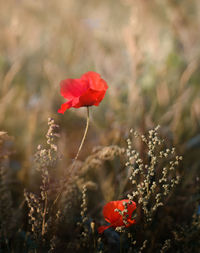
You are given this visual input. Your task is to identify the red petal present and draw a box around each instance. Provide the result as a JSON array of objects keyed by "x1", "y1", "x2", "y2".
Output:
[
  {"x1": 103, "y1": 201, "x2": 122, "y2": 224},
  {"x1": 102, "y1": 200, "x2": 136, "y2": 227},
  {"x1": 58, "y1": 101, "x2": 73, "y2": 114},
  {"x1": 98, "y1": 225, "x2": 111, "y2": 234},
  {"x1": 79, "y1": 89, "x2": 106, "y2": 107},
  {"x1": 81, "y1": 71, "x2": 108, "y2": 91},
  {"x1": 60, "y1": 78, "x2": 88, "y2": 99},
  {"x1": 58, "y1": 97, "x2": 81, "y2": 113},
  {"x1": 58, "y1": 71, "x2": 108, "y2": 112},
  {"x1": 126, "y1": 218, "x2": 136, "y2": 227}
]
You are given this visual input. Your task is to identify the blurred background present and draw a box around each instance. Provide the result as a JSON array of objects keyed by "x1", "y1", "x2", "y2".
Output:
[{"x1": 0, "y1": 0, "x2": 200, "y2": 187}]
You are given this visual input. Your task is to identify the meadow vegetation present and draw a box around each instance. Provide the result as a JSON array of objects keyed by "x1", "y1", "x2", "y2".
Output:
[{"x1": 0, "y1": 0, "x2": 200, "y2": 252}]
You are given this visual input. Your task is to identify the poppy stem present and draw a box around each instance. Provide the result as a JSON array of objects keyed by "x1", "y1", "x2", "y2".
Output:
[
  {"x1": 51, "y1": 108, "x2": 90, "y2": 208},
  {"x1": 120, "y1": 234, "x2": 123, "y2": 253},
  {"x1": 74, "y1": 106, "x2": 90, "y2": 161}
]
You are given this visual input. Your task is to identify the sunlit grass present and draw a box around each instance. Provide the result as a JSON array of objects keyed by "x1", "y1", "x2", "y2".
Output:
[{"x1": 0, "y1": 0, "x2": 200, "y2": 252}]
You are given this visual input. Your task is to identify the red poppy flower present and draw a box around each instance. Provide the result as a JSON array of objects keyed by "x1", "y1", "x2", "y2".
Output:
[
  {"x1": 58, "y1": 71, "x2": 108, "y2": 114},
  {"x1": 98, "y1": 199, "x2": 137, "y2": 234}
]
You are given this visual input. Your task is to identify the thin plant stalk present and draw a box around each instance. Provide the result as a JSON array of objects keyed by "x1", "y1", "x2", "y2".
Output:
[
  {"x1": 42, "y1": 192, "x2": 48, "y2": 236},
  {"x1": 52, "y1": 107, "x2": 90, "y2": 207},
  {"x1": 74, "y1": 106, "x2": 90, "y2": 161}
]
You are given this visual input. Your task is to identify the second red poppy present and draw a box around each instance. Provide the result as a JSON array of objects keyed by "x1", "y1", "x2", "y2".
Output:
[{"x1": 98, "y1": 199, "x2": 137, "y2": 234}]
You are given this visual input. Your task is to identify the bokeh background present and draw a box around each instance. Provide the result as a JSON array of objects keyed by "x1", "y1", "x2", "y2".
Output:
[
  {"x1": 1, "y1": 0, "x2": 200, "y2": 179},
  {"x1": 0, "y1": 0, "x2": 200, "y2": 172},
  {"x1": 0, "y1": 1, "x2": 200, "y2": 251}
]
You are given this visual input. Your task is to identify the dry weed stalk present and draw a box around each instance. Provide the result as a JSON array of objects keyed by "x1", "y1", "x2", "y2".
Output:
[
  {"x1": 76, "y1": 185, "x2": 89, "y2": 248},
  {"x1": 0, "y1": 132, "x2": 15, "y2": 243},
  {"x1": 126, "y1": 126, "x2": 182, "y2": 222},
  {"x1": 24, "y1": 118, "x2": 60, "y2": 243},
  {"x1": 172, "y1": 207, "x2": 200, "y2": 252},
  {"x1": 160, "y1": 239, "x2": 171, "y2": 253},
  {"x1": 81, "y1": 145, "x2": 125, "y2": 174}
]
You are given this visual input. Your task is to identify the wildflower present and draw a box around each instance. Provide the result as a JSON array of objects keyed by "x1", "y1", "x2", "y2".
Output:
[
  {"x1": 98, "y1": 199, "x2": 136, "y2": 234},
  {"x1": 58, "y1": 71, "x2": 108, "y2": 114}
]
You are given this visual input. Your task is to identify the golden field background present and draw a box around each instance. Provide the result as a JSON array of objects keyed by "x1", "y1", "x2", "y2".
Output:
[
  {"x1": 0, "y1": 0, "x2": 200, "y2": 252},
  {"x1": 1, "y1": 0, "x2": 200, "y2": 175}
]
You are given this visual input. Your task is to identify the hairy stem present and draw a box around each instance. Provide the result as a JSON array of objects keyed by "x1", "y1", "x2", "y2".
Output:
[
  {"x1": 74, "y1": 106, "x2": 90, "y2": 161},
  {"x1": 51, "y1": 107, "x2": 90, "y2": 207}
]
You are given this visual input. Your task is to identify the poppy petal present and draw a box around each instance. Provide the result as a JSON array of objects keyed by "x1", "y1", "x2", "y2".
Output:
[
  {"x1": 79, "y1": 89, "x2": 106, "y2": 107},
  {"x1": 58, "y1": 97, "x2": 83, "y2": 113},
  {"x1": 103, "y1": 201, "x2": 122, "y2": 224},
  {"x1": 126, "y1": 218, "x2": 136, "y2": 227},
  {"x1": 60, "y1": 78, "x2": 88, "y2": 99},
  {"x1": 58, "y1": 101, "x2": 73, "y2": 114},
  {"x1": 58, "y1": 71, "x2": 108, "y2": 113},
  {"x1": 98, "y1": 225, "x2": 111, "y2": 234},
  {"x1": 100, "y1": 200, "x2": 137, "y2": 229},
  {"x1": 81, "y1": 71, "x2": 108, "y2": 91}
]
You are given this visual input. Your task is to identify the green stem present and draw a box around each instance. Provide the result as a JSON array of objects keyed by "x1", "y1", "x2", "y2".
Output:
[
  {"x1": 74, "y1": 106, "x2": 90, "y2": 161},
  {"x1": 51, "y1": 107, "x2": 90, "y2": 207}
]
